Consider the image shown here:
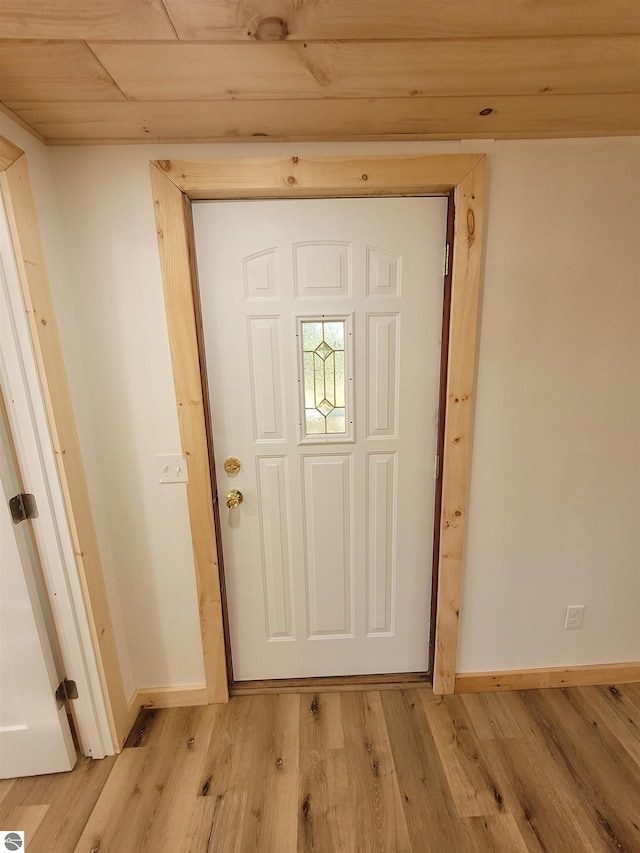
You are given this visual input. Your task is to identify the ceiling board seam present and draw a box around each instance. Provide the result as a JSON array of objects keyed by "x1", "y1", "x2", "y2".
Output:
[
  {"x1": 158, "y1": 0, "x2": 180, "y2": 41},
  {"x1": 7, "y1": 92, "x2": 639, "y2": 107},
  {"x1": 36, "y1": 33, "x2": 640, "y2": 46},
  {"x1": 83, "y1": 42, "x2": 130, "y2": 101}
]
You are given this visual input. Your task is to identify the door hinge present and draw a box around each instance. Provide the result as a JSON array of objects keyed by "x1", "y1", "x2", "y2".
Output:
[
  {"x1": 9, "y1": 493, "x2": 38, "y2": 525},
  {"x1": 435, "y1": 451, "x2": 441, "y2": 480},
  {"x1": 55, "y1": 678, "x2": 78, "y2": 709},
  {"x1": 444, "y1": 243, "x2": 451, "y2": 277}
]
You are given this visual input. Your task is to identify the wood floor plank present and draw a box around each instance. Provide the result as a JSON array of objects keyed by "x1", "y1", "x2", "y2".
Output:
[
  {"x1": 0, "y1": 805, "x2": 49, "y2": 848},
  {"x1": 340, "y1": 691, "x2": 411, "y2": 852},
  {"x1": 194, "y1": 696, "x2": 257, "y2": 852},
  {"x1": 620, "y1": 680, "x2": 640, "y2": 713},
  {"x1": 235, "y1": 695, "x2": 296, "y2": 852},
  {"x1": 380, "y1": 690, "x2": 467, "y2": 851},
  {"x1": 74, "y1": 708, "x2": 209, "y2": 852},
  {"x1": 0, "y1": 779, "x2": 15, "y2": 806},
  {"x1": 251, "y1": 694, "x2": 299, "y2": 852},
  {"x1": 72, "y1": 747, "x2": 153, "y2": 852},
  {"x1": 521, "y1": 688, "x2": 640, "y2": 850},
  {"x1": 572, "y1": 684, "x2": 640, "y2": 767},
  {"x1": 461, "y1": 690, "x2": 527, "y2": 741},
  {"x1": 194, "y1": 695, "x2": 300, "y2": 852},
  {"x1": 486, "y1": 688, "x2": 636, "y2": 850},
  {"x1": 0, "y1": 755, "x2": 116, "y2": 853},
  {"x1": 298, "y1": 692, "x2": 355, "y2": 852},
  {"x1": 124, "y1": 707, "x2": 170, "y2": 748},
  {"x1": 483, "y1": 730, "x2": 598, "y2": 852},
  {"x1": 424, "y1": 693, "x2": 508, "y2": 818},
  {"x1": 462, "y1": 814, "x2": 531, "y2": 852},
  {"x1": 460, "y1": 689, "x2": 603, "y2": 851},
  {"x1": 131, "y1": 705, "x2": 219, "y2": 851}
]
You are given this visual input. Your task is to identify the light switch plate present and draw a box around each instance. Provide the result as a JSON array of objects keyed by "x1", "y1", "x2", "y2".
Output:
[{"x1": 156, "y1": 454, "x2": 188, "y2": 484}]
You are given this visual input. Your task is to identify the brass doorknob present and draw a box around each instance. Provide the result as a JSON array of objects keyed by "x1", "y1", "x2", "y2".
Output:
[{"x1": 226, "y1": 489, "x2": 243, "y2": 509}]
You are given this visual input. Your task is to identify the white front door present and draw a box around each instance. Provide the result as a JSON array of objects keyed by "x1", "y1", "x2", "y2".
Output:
[
  {"x1": 0, "y1": 397, "x2": 76, "y2": 779},
  {"x1": 194, "y1": 197, "x2": 447, "y2": 680}
]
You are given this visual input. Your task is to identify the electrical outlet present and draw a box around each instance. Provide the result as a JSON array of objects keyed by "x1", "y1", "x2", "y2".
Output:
[{"x1": 564, "y1": 605, "x2": 585, "y2": 630}]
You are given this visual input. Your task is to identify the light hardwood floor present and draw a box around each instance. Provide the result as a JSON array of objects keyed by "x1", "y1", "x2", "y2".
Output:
[{"x1": 1, "y1": 683, "x2": 640, "y2": 852}]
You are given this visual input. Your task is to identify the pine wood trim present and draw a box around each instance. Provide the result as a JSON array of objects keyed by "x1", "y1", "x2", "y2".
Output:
[
  {"x1": 149, "y1": 153, "x2": 487, "y2": 699},
  {"x1": 149, "y1": 163, "x2": 229, "y2": 705},
  {"x1": 0, "y1": 136, "x2": 23, "y2": 171},
  {"x1": 0, "y1": 135, "x2": 128, "y2": 748},
  {"x1": 0, "y1": 103, "x2": 44, "y2": 145},
  {"x1": 455, "y1": 662, "x2": 640, "y2": 693},
  {"x1": 153, "y1": 154, "x2": 482, "y2": 199},
  {"x1": 124, "y1": 691, "x2": 145, "y2": 742},
  {"x1": 433, "y1": 158, "x2": 487, "y2": 694},
  {"x1": 132, "y1": 685, "x2": 209, "y2": 710}
]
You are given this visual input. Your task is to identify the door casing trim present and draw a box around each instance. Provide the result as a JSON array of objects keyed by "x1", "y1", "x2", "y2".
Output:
[
  {"x1": 0, "y1": 135, "x2": 121, "y2": 753},
  {"x1": 150, "y1": 153, "x2": 487, "y2": 697}
]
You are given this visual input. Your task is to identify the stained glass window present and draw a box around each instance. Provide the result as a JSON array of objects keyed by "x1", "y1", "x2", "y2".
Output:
[{"x1": 301, "y1": 320, "x2": 346, "y2": 435}]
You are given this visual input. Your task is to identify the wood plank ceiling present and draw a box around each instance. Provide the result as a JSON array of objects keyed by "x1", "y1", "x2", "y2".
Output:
[{"x1": 0, "y1": 0, "x2": 639, "y2": 145}]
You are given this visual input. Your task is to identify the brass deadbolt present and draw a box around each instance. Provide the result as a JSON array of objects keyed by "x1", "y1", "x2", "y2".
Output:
[{"x1": 223, "y1": 456, "x2": 241, "y2": 474}]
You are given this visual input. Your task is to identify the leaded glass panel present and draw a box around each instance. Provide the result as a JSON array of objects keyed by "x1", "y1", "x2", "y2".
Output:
[{"x1": 301, "y1": 319, "x2": 347, "y2": 436}]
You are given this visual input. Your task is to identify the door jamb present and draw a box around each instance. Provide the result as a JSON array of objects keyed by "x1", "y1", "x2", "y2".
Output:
[{"x1": 150, "y1": 154, "x2": 487, "y2": 697}]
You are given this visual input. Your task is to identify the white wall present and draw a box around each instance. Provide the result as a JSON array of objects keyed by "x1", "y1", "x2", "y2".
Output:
[
  {"x1": 458, "y1": 138, "x2": 640, "y2": 670},
  {"x1": 11, "y1": 128, "x2": 639, "y2": 690},
  {"x1": 0, "y1": 114, "x2": 136, "y2": 699}
]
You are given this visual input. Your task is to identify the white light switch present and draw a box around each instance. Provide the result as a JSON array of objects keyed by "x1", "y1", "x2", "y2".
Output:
[{"x1": 156, "y1": 454, "x2": 188, "y2": 484}]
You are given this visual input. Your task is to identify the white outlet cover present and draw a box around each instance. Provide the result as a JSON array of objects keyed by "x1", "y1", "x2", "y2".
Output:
[
  {"x1": 564, "y1": 605, "x2": 585, "y2": 630},
  {"x1": 156, "y1": 453, "x2": 188, "y2": 484}
]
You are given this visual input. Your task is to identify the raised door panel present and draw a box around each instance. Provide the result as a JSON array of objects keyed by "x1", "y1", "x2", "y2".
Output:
[
  {"x1": 302, "y1": 454, "x2": 353, "y2": 638},
  {"x1": 366, "y1": 452, "x2": 397, "y2": 636},
  {"x1": 247, "y1": 317, "x2": 286, "y2": 443},
  {"x1": 367, "y1": 314, "x2": 400, "y2": 439},
  {"x1": 256, "y1": 456, "x2": 295, "y2": 641},
  {"x1": 294, "y1": 241, "x2": 352, "y2": 299}
]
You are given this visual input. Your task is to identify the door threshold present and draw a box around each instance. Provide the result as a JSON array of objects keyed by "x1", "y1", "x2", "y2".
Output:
[{"x1": 230, "y1": 672, "x2": 432, "y2": 696}]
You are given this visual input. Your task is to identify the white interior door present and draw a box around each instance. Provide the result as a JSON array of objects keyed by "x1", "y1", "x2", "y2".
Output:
[
  {"x1": 194, "y1": 197, "x2": 447, "y2": 680},
  {"x1": 0, "y1": 397, "x2": 76, "y2": 779}
]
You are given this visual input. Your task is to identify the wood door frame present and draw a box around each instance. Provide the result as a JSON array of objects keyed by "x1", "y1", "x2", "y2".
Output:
[{"x1": 150, "y1": 153, "x2": 487, "y2": 697}]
